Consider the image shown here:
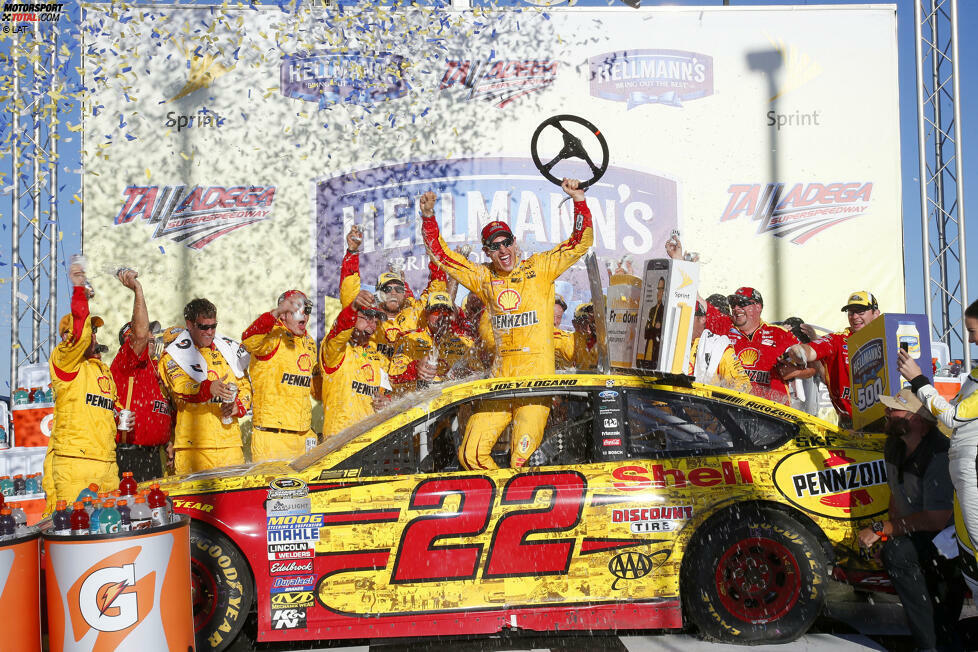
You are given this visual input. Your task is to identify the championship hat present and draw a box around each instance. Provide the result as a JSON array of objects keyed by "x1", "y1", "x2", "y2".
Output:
[
  {"x1": 728, "y1": 287, "x2": 763, "y2": 307},
  {"x1": 573, "y1": 302, "x2": 594, "y2": 320},
  {"x1": 481, "y1": 221, "x2": 514, "y2": 246},
  {"x1": 426, "y1": 291, "x2": 454, "y2": 312},
  {"x1": 377, "y1": 272, "x2": 405, "y2": 290},
  {"x1": 555, "y1": 294, "x2": 568, "y2": 311},
  {"x1": 278, "y1": 289, "x2": 312, "y2": 314},
  {"x1": 841, "y1": 291, "x2": 879, "y2": 312},
  {"x1": 118, "y1": 320, "x2": 162, "y2": 346},
  {"x1": 878, "y1": 388, "x2": 937, "y2": 423},
  {"x1": 59, "y1": 313, "x2": 104, "y2": 335}
]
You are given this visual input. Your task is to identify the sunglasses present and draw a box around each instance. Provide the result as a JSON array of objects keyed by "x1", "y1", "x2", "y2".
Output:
[
  {"x1": 196, "y1": 322, "x2": 218, "y2": 331},
  {"x1": 729, "y1": 299, "x2": 759, "y2": 308},
  {"x1": 485, "y1": 236, "x2": 514, "y2": 251}
]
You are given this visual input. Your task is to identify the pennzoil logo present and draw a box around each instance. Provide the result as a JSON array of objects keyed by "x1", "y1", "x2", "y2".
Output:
[
  {"x1": 114, "y1": 185, "x2": 276, "y2": 250},
  {"x1": 773, "y1": 448, "x2": 887, "y2": 520},
  {"x1": 440, "y1": 59, "x2": 558, "y2": 108}
]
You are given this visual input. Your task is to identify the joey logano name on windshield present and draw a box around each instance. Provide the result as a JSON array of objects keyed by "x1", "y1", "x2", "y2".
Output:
[
  {"x1": 491, "y1": 311, "x2": 539, "y2": 330},
  {"x1": 792, "y1": 458, "x2": 887, "y2": 497}
]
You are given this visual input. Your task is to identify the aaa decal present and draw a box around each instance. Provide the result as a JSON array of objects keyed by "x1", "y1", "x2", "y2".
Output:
[
  {"x1": 773, "y1": 448, "x2": 887, "y2": 519},
  {"x1": 115, "y1": 185, "x2": 276, "y2": 250}
]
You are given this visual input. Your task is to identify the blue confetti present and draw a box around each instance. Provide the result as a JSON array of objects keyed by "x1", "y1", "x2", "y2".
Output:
[{"x1": 159, "y1": 246, "x2": 165, "y2": 254}]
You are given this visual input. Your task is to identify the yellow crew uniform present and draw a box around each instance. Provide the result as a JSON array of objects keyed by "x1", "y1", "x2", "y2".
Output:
[
  {"x1": 43, "y1": 287, "x2": 120, "y2": 513},
  {"x1": 159, "y1": 340, "x2": 252, "y2": 474},
  {"x1": 242, "y1": 311, "x2": 318, "y2": 461},
  {"x1": 688, "y1": 336, "x2": 753, "y2": 393},
  {"x1": 319, "y1": 304, "x2": 390, "y2": 438},
  {"x1": 422, "y1": 201, "x2": 594, "y2": 469},
  {"x1": 389, "y1": 328, "x2": 476, "y2": 394}
]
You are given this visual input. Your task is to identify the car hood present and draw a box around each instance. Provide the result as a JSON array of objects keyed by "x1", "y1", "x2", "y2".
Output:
[{"x1": 143, "y1": 459, "x2": 297, "y2": 497}]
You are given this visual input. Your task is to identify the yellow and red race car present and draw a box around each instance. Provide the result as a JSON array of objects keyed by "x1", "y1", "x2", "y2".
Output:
[{"x1": 157, "y1": 372, "x2": 890, "y2": 651}]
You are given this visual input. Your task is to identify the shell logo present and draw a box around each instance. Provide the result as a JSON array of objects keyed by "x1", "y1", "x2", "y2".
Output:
[
  {"x1": 207, "y1": 369, "x2": 220, "y2": 381},
  {"x1": 772, "y1": 448, "x2": 888, "y2": 520},
  {"x1": 360, "y1": 365, "x2": 375, "y2": 383},
  {"x1": 496, "y1": 289, "x2": 522, "y2": 312},
  {"x1": 738, "y1": 348, "x2": 760, "y2": 367},
  {"x1": 296, "y1": 354, "x2": 312, "y2": 373},
  {"x1": 97, "y1": 376, "x2": 112, "y2": 395}
]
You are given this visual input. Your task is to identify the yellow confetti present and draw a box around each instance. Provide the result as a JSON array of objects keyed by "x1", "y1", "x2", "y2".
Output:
[{"x1": 145, "y1": 168, "x2": 152, "y2": 180}]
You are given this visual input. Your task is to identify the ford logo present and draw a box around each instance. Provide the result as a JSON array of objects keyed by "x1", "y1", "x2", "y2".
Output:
[{"x1": 599, "y1": 390, "x2": 619, "y2": 399}]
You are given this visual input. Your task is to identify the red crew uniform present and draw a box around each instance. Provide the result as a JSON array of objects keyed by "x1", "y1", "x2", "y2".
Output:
[
  {"x1": 807, "y1": 329, "x2": 853, "y2": 417},
  {"x1": 242, "y1": 311, "x2": 318, "y2": 461},
  {"x1": 42, "y1": 286, "x2": 120, "y2": 513},
  {"x1": 423, "y1": 201, "x2": 593, "y2": 469},
  {"x1": 319, "y1": 305, "x2": 390, "y2": 438}
]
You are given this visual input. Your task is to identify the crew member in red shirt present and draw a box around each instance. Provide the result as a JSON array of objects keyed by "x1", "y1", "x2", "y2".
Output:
[
  {"x1": 709, "y1": 287, "x2": 811, "y2": 405},
  {"x1": 110, "y1": 269, "x2": 172, "y2": 481},
  {"x1": 786, "y1": 291, "x2": 881, "y2": 428}
]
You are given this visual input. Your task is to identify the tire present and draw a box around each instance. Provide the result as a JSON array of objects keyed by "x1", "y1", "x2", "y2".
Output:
[
  {"x1": 190, "y1": 522, "x2": 255, "y2": 652},
  {"x1": 681, "y1": 506, "x2": 827, "y2": 644}
]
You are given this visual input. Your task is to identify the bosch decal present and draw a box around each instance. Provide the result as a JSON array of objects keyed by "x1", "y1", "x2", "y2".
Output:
[
  {"x1": 720, "y1": 182, "x2": 873, "y2": 245},
  {"x1": 589, "y1": 49, "x2": 714, "y2": 109},
  {"x1": 114, "y1": 185, "x2": 276, "y2": 250}
]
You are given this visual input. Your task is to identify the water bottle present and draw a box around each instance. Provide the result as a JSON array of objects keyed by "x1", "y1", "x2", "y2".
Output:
[
  {"x1": 148, "y1": 484, "x2": 167, "y2": 526},
  {"x1": 0, "y1": 476, "x2": 13, "y2": 496},
  {"x1": 0, "y1": 508, "x2": 14, "y2": 539},
  {"x1": 70, "y1": 501, "x2": 89, "y2": 535},
  {"x1": 10, "y1": 502, "x2": 27, "y2": 534},
  {"x1": 99, "y1": 499, "x2": 121, "y2": 534},
  {"x1": 52, "y1": 500, "x2": 71, "y2": 535},
  {"x1": 117, "y1": 499, "x2": 132, "y2": 532},
  {"x1": 129, "y1": 496, "x2": 152, "y2": 531},
  {"x1": 119, "y1": 471, "x2": 137, "y2": 499},
  {"x1": 77, "y1": 483, "x2": 99, "y2": 502},
  {"x1": 12, "y1": 475, "x2": 25, "y2": 495},
  {"x1": 88, "y1": 501, "x2": 103, "y2": 534}
]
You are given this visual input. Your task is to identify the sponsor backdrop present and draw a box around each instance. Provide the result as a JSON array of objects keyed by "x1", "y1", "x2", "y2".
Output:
[{"x1": 80, "y1": 4, "x2": 902, "y2": 347}]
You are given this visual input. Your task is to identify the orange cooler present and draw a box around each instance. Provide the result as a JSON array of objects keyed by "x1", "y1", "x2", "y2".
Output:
[
  {"x1": 0, "y1": 531, "x2": 42, "y2": 650},
  {"x1": 43, "y1": 516, "x2": 194, "y2": 652}
]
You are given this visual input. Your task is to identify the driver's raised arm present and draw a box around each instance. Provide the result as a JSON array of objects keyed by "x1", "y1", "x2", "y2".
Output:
[
  {"x1": 542, "y1": 178, "x2": 594, "y2": 279},
  {"x1": 420, "y1": 190, "x2": 488, "y2": 295}
]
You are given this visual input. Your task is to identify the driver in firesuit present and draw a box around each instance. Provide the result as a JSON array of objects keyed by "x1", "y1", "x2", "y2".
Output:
[
  {"x1": 319, "y1": 292, "x2": 391, "y2": 439},
  {"x1": 243, "y1": 290, "x2": 319, "y2": 460},
  {"x1": 421, "y1": 178, "x2": 593, "y2": 469},
  {"x1": 43, "y1": 260, "x2": 120, "y2": 513}
]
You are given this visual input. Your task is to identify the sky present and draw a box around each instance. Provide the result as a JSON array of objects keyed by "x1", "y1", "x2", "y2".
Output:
[{"x1": 0, "y1": 0, "x2": 975, "y2": 395}]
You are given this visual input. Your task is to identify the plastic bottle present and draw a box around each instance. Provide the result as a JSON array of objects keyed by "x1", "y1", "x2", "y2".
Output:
[
  {"x1": 12, "y1": 475, "x2": 25, "y2": 495},
  {"x1": 10, "y1": 503, "x2": 27, "y2": 533},
  {"x1": 99, "y1": 499, "x2": 121, "y2": 534},
  {"x1": 0, "y1": 476, "x2": 12, "y2": 497},
  {"x1": 77, "y1": 483, "x2": 99, "y2": 502},
  {"x1": 148, "y1": 484, "x2": 167, "y2": 526},
  {"x1": 129, "y1": 496, "x2": 152, "y2": 531},
  {"x1": 0, "y1": 508, "x2": 14, "y2": 539},
  {"x1": 52, "y1": 500, "x2": 71, "y2": 535},
  {"x1": 119, "y1": 471, "x2": 137, "y2": 499},
  {"x1": 163, "y1": 491, "x2": 175, "y2": 524},
  {"x1": 26, "y1": 473, "x2": 40, "y2": 494},
  {"x1": 70, "y1": 501, "x2": 89, "y2": 535},
  {"x1": 117, "y1": 499, "x2": 132, "y2": 532},
  {"x1": 88, "y1": 501, "x2": 103, "y2": 534},
  {"x1": 82, "y1": 496, "x2": 95, "y2": 515}
]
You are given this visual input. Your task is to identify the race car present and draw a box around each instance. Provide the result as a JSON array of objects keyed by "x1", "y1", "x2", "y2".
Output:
[{"x1": 157, "y1": 372, "x2": 891, "y2": 651}]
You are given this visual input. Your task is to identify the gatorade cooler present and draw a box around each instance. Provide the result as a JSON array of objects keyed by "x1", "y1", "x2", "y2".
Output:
[
  {"x1": 0, "y1": 530, "x2": 42, "y2": 650},
  {"x1": 43, "y1": 516, "x2": 194, "y2": 652}
]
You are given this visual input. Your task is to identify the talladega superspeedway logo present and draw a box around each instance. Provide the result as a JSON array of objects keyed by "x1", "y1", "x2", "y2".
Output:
[
  {"x1": 115, "y1": 185, "x2": 276, "y2": 250},
  {"x1": 280, "y1": 52, "x2": 409, "y2": 109},
  {"x1": 314, "y1": 157, "x2": 678, "y2": 340},
  {"x1": 720, "y1": 182, "x2": 873, "y2": 245},
  {"x1": 589, "y1": 50, "x2": 713, "y2": 110},
  {"x1": 440, "y1": 60, "x2": 559, "y2": 108}
]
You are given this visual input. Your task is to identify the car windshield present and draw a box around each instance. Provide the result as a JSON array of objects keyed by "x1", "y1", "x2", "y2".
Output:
[{"x1": 290, "y1": 372, "x2": 488, "y2": 472}]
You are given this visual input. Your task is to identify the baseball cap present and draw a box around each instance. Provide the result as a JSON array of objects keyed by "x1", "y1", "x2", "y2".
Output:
[
  {"x1": 377, "y1": 272, "x2": 405, "y2": 290},
  {"x1": 426, "y1": 291, "x2": 454, "y2": 312},
  {"x1": 573, "y1": 302, "x2": 594, "y2": 320},
  {"x1": 118, "y1": 320, "x2": 162, "y2": 346},
  {"x1": 59, "y1": 313, "x2": 104, "y2": 335},
  {"x1": 878, "y1": 388, "x2": 937, "y2": 423},
  {"x1": 841, "y1": 291, "x2": 879, "y2": 312},
  {"x1": 555, "y1": 294, "x2": 567, "y2": 311},
  {"x1": 695, "y1": 300, "x2": 708, "y2": 317},
  {"x1": 728, "y1": 287, "x2": 763, "y2": 307},
  {"x1": 162, "y1": 326, "x2": 184, "y2": 346},
  {"x1": 481, "y1": 221, "x2": 513, "y2": 246}
]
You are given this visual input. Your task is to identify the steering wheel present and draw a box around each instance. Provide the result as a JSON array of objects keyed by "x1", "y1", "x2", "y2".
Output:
[{"x1": 530, "y1": 114, "x2": 609, "y2": 190}]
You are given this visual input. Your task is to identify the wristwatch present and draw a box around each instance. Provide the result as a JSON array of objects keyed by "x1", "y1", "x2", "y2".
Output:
[{"x1": 872, "y1": 521, "x2": 888, "y2": 542}]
